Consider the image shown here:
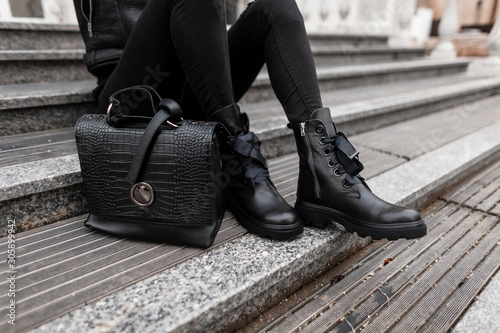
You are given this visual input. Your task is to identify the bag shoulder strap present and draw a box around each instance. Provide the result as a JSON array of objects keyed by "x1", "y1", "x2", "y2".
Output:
[{"x1": 124, "y1": 100, "x2": 183, "y2": 185}]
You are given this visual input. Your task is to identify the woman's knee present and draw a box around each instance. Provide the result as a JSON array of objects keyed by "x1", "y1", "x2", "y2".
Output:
[{"x1": 250, "y1": 0, "x2": 304, "y2": 23}]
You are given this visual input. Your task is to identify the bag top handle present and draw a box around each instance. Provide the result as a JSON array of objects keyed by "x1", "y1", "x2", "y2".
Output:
[
  {"x1": 115, "y1": 86, "x2": 183, "y2": 185},
  {"x1": 107, "y1": 85, "x2": 183, "y2": 125}
]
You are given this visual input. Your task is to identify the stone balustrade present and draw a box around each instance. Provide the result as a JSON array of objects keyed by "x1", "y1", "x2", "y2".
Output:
[{"x1": 296, "y1": 0, "x2": 402, "y2": 36}]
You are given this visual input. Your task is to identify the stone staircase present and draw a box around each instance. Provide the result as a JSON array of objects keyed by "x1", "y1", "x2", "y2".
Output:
[{"x1": 1, "y1": 22, "x2": 500, "y2": 333}]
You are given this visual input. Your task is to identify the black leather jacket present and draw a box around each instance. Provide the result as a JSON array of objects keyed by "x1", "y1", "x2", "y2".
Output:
[{"x1": 73, "y1": 0, "x2": 148, "y2": 77}]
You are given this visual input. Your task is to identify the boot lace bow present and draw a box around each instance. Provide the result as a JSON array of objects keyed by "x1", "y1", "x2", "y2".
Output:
[
  {"x1": 230, "y1": 132, "x2": 270, "y2": 183},
  {"x1": 322, "y1": 132, "x2": 364, "y2": 178}
]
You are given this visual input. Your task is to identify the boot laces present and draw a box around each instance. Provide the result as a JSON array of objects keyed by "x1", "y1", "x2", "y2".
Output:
[
  {"x1": 322, "y1": 132, "x2": 364, "y2": 186},
  {"x1": 229, "y1": 131, "x2": 270, "y2": 183}
]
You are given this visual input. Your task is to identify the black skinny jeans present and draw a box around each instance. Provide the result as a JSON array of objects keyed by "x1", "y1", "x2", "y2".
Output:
[{"x1": 98, "y1": 0, "x2": 323, "y2": 124}]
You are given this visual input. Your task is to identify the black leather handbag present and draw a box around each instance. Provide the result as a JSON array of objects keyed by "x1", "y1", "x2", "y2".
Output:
[{"x1": 75, "y1": 86, "x2": 225, "y2": 248}]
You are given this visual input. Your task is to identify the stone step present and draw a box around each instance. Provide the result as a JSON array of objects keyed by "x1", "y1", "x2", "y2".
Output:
[
  {"x1": 4, "y1": 107, "x2": 500, "y2": 332},
  {"x1": 0, "y1": 22, "x2": 386, "y2": 51},
  {"x1": 0, "y1": 58, "x2": 473, "y2": 136},
  {"x1": 0, "y1": 50, "x2": 469, "y2": 89},
  {"x1": 0, "y1": 50, "x2": 92, "y2": 85},
  {"x1": 308, "y1": 33, "x2": 389, "y2": 47},
  {"x1": 311, "y1": 45, "x2": 426, "y2": 66},
  {"x1": 0, "y1": 80, "x2": 95, "y2": 136},
  {"x1": 0, "y1": 45, "x2": 430, "y2": 86},
  {"x1": 243, "y1": 58, "x2": 470, "y2": 104},
  {"x1": 1, "y1": 91, "x2": 500, "y2": 238},
  {"x1": 0, "y1": 22, "x2": 84, "y2": 50}
]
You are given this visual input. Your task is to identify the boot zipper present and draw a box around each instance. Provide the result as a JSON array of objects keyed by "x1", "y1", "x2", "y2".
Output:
[
  {"x1": 300, "y1": 123, "x2": 321, "y2": 198},
  {"x1": 81, "y1": 0, "x2": 93, "y2": 37}
]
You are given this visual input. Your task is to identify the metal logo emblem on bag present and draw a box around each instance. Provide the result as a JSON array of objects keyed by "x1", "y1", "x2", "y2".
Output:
[{"x1": 130, "y1": 182, "x2": 154, "y2": 207}]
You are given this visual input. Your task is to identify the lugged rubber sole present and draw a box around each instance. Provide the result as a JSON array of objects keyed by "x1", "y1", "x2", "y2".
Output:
[
  {"x1": 295, "y1": 200, "x2": 427, "y2": 240},
  {"x1": 226, "y1": 198, "x2": 303, "y2": 240}
]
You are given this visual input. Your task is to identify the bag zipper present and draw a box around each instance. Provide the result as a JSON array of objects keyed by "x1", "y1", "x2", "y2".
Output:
[
  {"x1": 81, "y1": 0, "x2": 93, "y2": 37},
  {"x1": 300, "y1": 123, "x2": 321, "y2": 198}
]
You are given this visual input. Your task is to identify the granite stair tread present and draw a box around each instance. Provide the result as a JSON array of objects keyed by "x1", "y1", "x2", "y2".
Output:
[
  {"x1": 311, "y1": 44, "x2": 426, "y2": 66},
  {"x1": 5, "y1": 113, "x2": 500, "y2": 333},
  {"x1": 255, "y1": 58, "x2": 470, "y2": 84},
  {"x1": 0, "y1": 49, "x2": 85, "y2": 61},
  {"x1": 0, "y1": 80, "x2": 94, "y2": 111},
  {"x1": 246, "y1": 58, "x2": 470, "y2": 103},
  {"x1": 308, "y1": 33, "x2": 389, "y2": 47},
  {"x1": 0, "y1": 22, "x2": 83, "y2": 50}
]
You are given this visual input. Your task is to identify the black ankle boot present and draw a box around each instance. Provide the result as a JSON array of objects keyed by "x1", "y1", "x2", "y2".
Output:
[
  {"x1": 291, "y1": 108, "x2": 426, "y2": 240},
  {"x1": 212, "y1": 105, "x2": 303, "y2": 240}
]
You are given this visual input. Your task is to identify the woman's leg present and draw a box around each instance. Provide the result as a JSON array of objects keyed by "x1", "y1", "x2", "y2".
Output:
[
  {"x1": 228, "y1": 0, "x2": 426, "y2": 240},
  {"x1": 228, "y1": 0, "x2": 322, "y2": 124},
  {"x1": 98, "y1": 0, "x2": 235, "y2": 119}
]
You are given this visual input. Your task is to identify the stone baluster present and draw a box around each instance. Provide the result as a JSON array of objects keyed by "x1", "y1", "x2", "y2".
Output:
[
  {"x1": 338, "y1": 0, "x2": 351, "y2": 33},
  {"x1": 0, "y1": 0, "x2": 13, "y2": 20},
  {"x1": 297, "y1": 0, "x2": 322, "y2": 33},
  {"x1": 41, "y1": 0, "x2": 63, "y2": 23},
  {"x1": 431, "y1": 0, "x2": 459, "y2": 59},
  {"x1": 487, "y1": 4, "x2": 500, "y2": 57},
  {"x1": 389, "y1": 0, "x2": 416, "y2": 47}
]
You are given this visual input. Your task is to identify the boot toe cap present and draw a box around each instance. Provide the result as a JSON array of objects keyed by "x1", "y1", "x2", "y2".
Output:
[
  {"x1": 380, "y1": 206, "x2": 422, "y2": 224},
  {"x1": 265, "y1": 209, "x2": 301, "y2": 227}
]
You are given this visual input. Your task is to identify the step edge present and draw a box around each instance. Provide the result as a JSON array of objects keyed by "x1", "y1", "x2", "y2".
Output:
[
  {"x1": 332, "y1": 76, "x2": 500, "y2": 120},
  {"x1": 369, "y1": 120, "x2": 500, "y2": 207},
  {"x1": 254, "y1": 59, "x2": 471, "y2": 85},
  {"x1": 312, "y1": 46, "x2": 427, "y2": 55},
  {"x1": 0, "y1": 81, "x2": 95, "y2": 110},
  {"x1": 0, "y1": 22, "x2": 79, "y2": 32},
  {"x1": 0, "y1": 49, "x2": 84, "y2": 61},
  {"x1": 0, "y1": 154, "x2": 81, "y2": 202}
]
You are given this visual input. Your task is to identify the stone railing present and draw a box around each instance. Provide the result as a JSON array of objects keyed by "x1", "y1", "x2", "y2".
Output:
[{"x1": 296, "y1": 0, "x2": 402, "y2": 36}]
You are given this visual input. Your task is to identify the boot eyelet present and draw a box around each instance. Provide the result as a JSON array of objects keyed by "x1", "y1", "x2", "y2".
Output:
[
  {"x1": 316, "y1": 125, "x2": 325, "y2": 134},
  {"x1": 333, "y1": 167, "x2": 342, "y2": 176},
  {"x1": 328, "y1": 160, "x2": 335, "y2": 168},
  {"x1": 322, "y1": 148, "x2": 332, "y2": 156},
  {"x1": 318, "y1": 137, "x2": 326, "y2": 145},
  {"x1": 342, "y1": 180, "x2": 352, "y2": 189}
]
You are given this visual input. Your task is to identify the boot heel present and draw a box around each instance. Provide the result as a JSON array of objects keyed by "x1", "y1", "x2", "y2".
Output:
[{"x1": 295, "y1": 201, "x2": 331, "y2": 228}]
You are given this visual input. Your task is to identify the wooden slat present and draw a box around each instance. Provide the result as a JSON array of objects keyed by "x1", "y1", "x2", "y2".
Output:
[
  {"x1": 268, "y1": 205, "x2": 465, "y2": 332},
  {"x1": 476, "y1": 188, "x2": 500, "y2": 213},
  {"x1": 447, "y1": 182, "x2": 484, "y2": 204},
  {"x1": 463, "y1": 177, "x2": 500, "y2": 209},
  {"x1": 341, "y1": 213, "x2": 496, "y2": 333},
  {"x1": 419, "y1": 244, "x2": 500, "y2": 333},
  {"x1": 299, "y1": 212, "x2": 491, "y2": 333},
  {"x1": 0, "y1": 128, "x2": 74, "y2": 151},
  {"x1": 0, "y1": 140, "x2": 76, "y2": 167},
  {"x1": 388, "y1": 219, "x2": 499, "y2": 333},
  {"x1": 0, "y1": 215, "x2": 84, "y2": 247}
]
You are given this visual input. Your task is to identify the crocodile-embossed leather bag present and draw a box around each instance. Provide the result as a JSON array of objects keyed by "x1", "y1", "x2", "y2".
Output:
[{"x1": 75, "y1": 86, "x2": 225, "y2": 248}]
